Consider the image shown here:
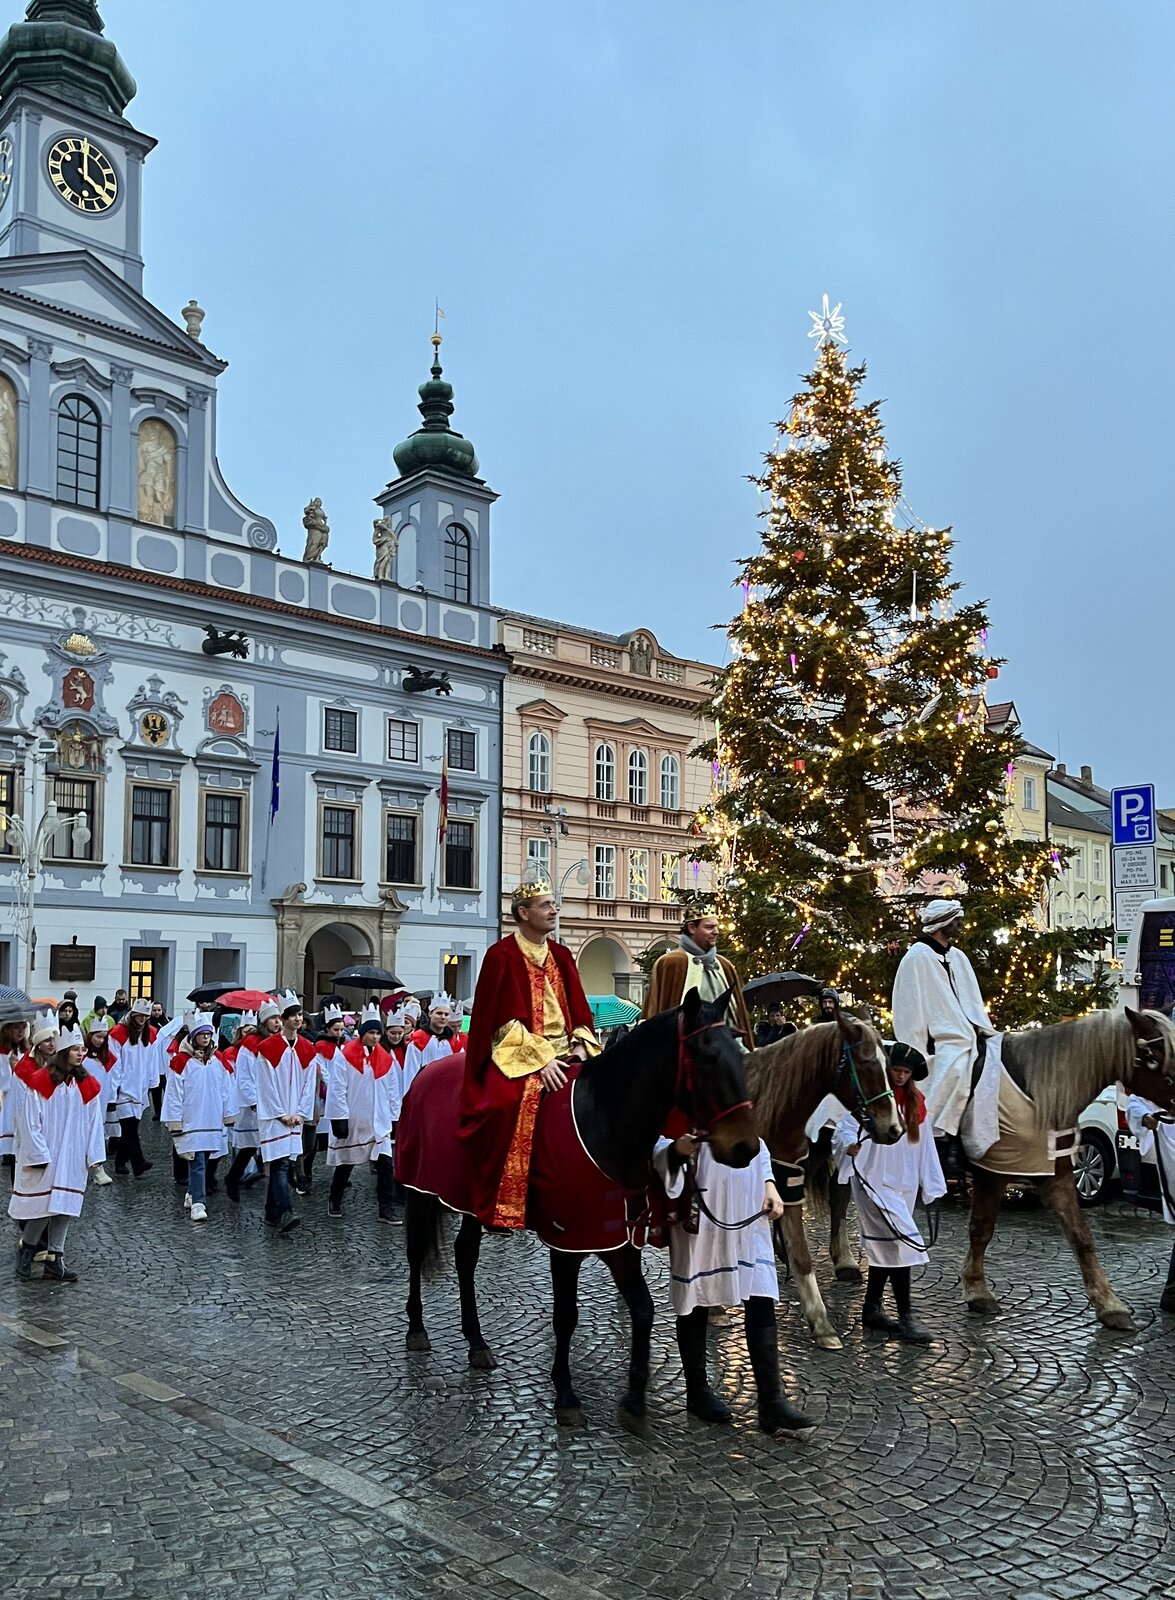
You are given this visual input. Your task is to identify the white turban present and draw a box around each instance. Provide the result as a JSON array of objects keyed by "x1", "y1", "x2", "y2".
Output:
[{"x1": 921, "y1": 898, "x2": 964, "y2": 931}]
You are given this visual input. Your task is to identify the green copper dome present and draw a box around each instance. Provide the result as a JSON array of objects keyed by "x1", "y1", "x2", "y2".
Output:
[
  {"x1": 0, "y1": 2, "x2": 136, "y2": 120},
  {"x1": 393, "y1": 340, "x2": 479, "y2": 480}
]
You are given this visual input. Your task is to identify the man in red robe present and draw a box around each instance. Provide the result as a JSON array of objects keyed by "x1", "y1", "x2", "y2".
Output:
[{"x1": 459, "y1": 878, "x2": 600, "y2": 1228}]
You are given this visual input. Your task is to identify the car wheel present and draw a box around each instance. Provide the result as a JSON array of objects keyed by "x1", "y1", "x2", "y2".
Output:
[{"x1": 1073, "y1": 1128, "x2": 1115, "y2": 1206}]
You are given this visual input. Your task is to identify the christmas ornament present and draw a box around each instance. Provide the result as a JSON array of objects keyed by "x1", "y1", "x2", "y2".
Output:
[{"x1": 807, "y1": 294, "x2": 847, "y2": 347}]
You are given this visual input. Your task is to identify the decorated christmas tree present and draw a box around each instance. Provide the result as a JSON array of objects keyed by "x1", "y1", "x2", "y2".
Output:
[{"x1": 696, "y1": 308, "x2": 1111, "y2": 1028}]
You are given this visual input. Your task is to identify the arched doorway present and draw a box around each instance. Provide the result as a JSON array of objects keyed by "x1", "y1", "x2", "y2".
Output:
[
  {"x1": 576, "y1": 935, "x2": 630, "y2": 999},
  {"x1": 303, "y1": 922, "x2": 373, "y2": 1009}
]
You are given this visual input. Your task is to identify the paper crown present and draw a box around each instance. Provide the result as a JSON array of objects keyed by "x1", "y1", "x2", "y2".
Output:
[
  {"x1": 679, "y1": 892, "x2": 718, "y2": 921},
  {"x1": 277, "y1": 988, "x2": 302, "y2": 1015},
  {"x1": 130, "y1": 997, "x2": 152, "y2": 1016},
  {"x1": 54, "y1": 1025, "x2": 84, "y2": 1052},
  {"x1": 429, "y1": 991, "x2": 454, "y2": 1011},
  {"x1": 322, "y1": 1003, "x2": 344, "y2": 1025},
  {"x1": 86, "y1": 1017, "x2": 110, "y2": 1038},
  {"x1": 358, "y1": 1002, "x2": 382, "y2": 1033},
  {"x1": 240, "y1": 1009, "x2": 258, "y2": 1028},
  {"x1": 387, "y1": 1008, "x2": 407, "y2": 1027},
  {"x1": 510, "y1": 875, "x2": 552, "y2": 908},
  {"x1": 189, "y1": 1013, "x2": 215, "y2": 1037},
  {"x1": 30, "y1": 1009, "x2": 56, "y2": 1047},
  {"x1": 257, "y1": 999, "x2": 282, "y2": 1023}
]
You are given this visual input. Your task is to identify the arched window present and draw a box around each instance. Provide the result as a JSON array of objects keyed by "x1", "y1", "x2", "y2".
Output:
[
  {"x1": 527, "y1": 730, "x2": 551, "y2": 794},
  {"x1": 593, "y1": 742, "x2": 615, "y2": 801},
  {"x1": 659, "y1": 753, "x2": 680, "y2": 811},
  {"x1": 57, "y1": 394, "x2": 101, "y2": 508},
  {"x1": 443, "y1": 523, "x2": 472, "y2": 603},
  {"x1": 627, "y1": 748, "x2": 648, "y2": 807},
  {"x1": 0, "y1": 372, "x2": 18, "y2": 489}
]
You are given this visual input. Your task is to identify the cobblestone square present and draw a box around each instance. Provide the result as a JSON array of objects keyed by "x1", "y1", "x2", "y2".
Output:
[{"x1": 3, "y1": 1121, "x2": 1175, "y2": 1600}]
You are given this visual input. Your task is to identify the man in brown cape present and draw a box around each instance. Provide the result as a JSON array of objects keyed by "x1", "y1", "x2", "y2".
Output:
[{"x1": 643, "y1": 899, "x2": 752, "y2": 1038}]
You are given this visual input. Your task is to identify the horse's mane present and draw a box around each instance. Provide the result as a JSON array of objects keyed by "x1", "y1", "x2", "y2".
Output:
[
  {"x1": 747, "y1": 1018, "x2": 879, "y2": 1129},
  {"x1": 1004, "y1": 1009, "x2": 1175, "y2": 1129}
]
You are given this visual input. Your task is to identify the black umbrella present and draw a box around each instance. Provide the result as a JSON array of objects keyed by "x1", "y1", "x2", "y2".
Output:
[
  {"x1": 0, "y1": 983, "x2": 33, "y2": 1026},
  {"x1": 186, "y1": 982, "x2": 236, "y2": 1006},
  {"x1": 333, "y1": 964, "x2": 402, "y2": 991},
  {"x1": 743, "y1": 972, "x2": 824, "y2": 1009}
]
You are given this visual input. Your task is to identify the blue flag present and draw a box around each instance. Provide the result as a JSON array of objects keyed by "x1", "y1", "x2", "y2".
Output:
[{"x1": 270, "y1": 711, "x2": 280, "y2": 820}]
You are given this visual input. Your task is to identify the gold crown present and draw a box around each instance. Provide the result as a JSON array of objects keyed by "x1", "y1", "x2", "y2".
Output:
[
  {"x1": 63, "y1": 632, "x2": 96, "y2": 656},
  {"x1": 510, "y1": 874, "x2": 553, "y2": 908}
]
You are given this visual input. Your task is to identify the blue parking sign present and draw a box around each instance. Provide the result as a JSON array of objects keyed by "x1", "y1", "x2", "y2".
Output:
[{"x1": 1112, "y1": 785, "x2": 1156, "y2": 846}]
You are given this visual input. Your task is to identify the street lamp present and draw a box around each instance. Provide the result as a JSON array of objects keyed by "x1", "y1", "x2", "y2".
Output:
[
  {"x1": 555, "y1": 858, "x2": 589, "y2": 945},
  {"x1": 0, "y1": 784, "x2": 91, "y2": 994}
]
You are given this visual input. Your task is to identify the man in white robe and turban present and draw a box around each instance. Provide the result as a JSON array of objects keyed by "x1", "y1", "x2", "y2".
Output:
[{"x1": 891, "y1": 899, "x2": 995, "y2": 1139}]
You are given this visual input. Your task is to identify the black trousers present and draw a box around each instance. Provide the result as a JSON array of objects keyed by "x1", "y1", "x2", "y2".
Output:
[
  {"x1": 329, "y1": 1154, "x2": 396, "y2": 1208},
  {"x1": 114, "y1": 1115, "x2": 150, "y2": 1176}
]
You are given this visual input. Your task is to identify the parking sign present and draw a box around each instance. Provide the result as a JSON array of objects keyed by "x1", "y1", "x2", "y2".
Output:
[{"x1": 1112, "y1": 785, "x2": 1156, "y2": 846}]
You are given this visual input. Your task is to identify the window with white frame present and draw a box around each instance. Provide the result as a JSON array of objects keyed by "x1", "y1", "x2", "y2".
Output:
[
  {"x1": 660, "y1": 853, "x2": 681, "y2": 900},
  {"x1": 594, "y1": 844, "x2": 616, "y2": 900},
  {"x1": 526, "y1": 836, "x2": 551, "y2": 881},
  {"x1": 659, "y1": 753, "x2": 680, "y2": 811},
  {"x1": 444, "y1": 819, "x2": 477, "y2": 889},
  {"x1": 201, "y1": 791, "x2": 247, "y2": 873},
  {"x1": 320, "y1": 804, "x2": 359, "y2": 880},
  {"x1": 628, "y1": 848, "x2": 650, "y2": 901},
  {"x1": 387, "y1": 719, "x2": 419, "y2": 763},
  {"x1": 447, "y1": 728, "x2": 477, "y2": 771},
  {"x1": 627, "y1": 748, "x2": 648, "y2": 807},
  {"x1": 384, "y1": 813, "x2": 419, "y2": 884},
  {"x1": 1070, "y1": 846, "x2": 1085, "y2": 879},
  {"x1": 1092, "y1": 848, "x2": 1104, "y2": 883},
  {"x1": 323, "y1": 706, "x2": 358, "y2": 754},
  {"x1": 1022, "y1": 776, "x2": 1038, "y2": 812},
  {"x1": 594, "y1": 742, "x2": 616, "y2": 801},
  {"x1": 527, "y1": 730, "x2": 551, "y2": 793}
]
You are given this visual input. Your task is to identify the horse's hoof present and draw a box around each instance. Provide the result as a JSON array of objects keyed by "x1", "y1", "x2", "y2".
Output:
[
  {"x1": 966, "y1": 1296, "x2": 1001, "y2": 1317},
  {"x1": 468, "y1": 1346, "x2": 498, "y2": 1370},
  {"x1": 405, "y1": 1330, "x2": 432, "y2": 1352},
  {"x1": 815, "y1": 1334, "x2": 844, "y2": 1351},
  {"x1": 555, "y1": 1405, "x2": 585, "y2": 1428},
  {"x1": 834, "y1": 1266, "x2": 863, "y2": 1284},
  {"x1": 1098, "y1": 1309, "x2": 1137, "y2": 1333}
]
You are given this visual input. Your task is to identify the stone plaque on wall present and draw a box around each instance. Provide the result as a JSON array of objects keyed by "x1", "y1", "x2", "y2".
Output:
[{"x1": 49, "y1": 943, "x2": 97, "y2": 983}]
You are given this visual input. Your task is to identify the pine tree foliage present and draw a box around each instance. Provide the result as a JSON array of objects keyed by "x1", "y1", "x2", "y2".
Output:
[{"x1": 697, "y1": 342, "x2": 1112, "y2": 1028}]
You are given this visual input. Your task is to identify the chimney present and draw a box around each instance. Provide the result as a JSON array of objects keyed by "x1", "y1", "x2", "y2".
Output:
[
  {"x1": 1055, "y1": 763, "x2": 1067, "y2": 776},
  {"x1": 1080, "y1": 765, "x2": 1093, "y2": 784}
]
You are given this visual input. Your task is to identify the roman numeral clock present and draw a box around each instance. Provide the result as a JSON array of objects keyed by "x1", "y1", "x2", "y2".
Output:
[{"x1": 47, "y1": 133, "x2": 119, "y2": 213}]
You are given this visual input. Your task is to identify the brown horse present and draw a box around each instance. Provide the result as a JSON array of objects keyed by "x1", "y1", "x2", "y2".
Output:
[
  {"x1": 962, "y1": 1006, "x2": 1175, "y2": 1330},
  {"x1": 746, "y1": 1013, "x2": 903, "y2": 1350}
]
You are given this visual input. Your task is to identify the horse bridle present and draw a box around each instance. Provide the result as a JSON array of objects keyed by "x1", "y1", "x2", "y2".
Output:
[
  {"x1": 837, "y1": 1034, "x2": 896, "y2": 1129},
  {"x1": 675, "y1": 1014, "x2": 751, "y2": 1135}
]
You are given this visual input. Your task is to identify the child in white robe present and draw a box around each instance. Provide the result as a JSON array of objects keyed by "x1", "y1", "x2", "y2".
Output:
[
  {"x1": 254, "y1": 993, "x2": 316, "y2": 1232},
  {"x1": 10, "y1": 1026, "x2": 105, "y2": 1281},
  {"x1": 162, "y1": 1016, "x2": 234, "y2": 1222},
  {"x1": 325, "y1": 1008, "x2": 402, "y2": 1221},
  {"x1": 108, "y1": 999, "x2": 157, "y2": 1177},
  {"x1": 224, "y1": 1010, "x2": 269, "y2": 1201},
  {"x1": 83, "y1": 1020, "x2": 119, "y2": 1185},
  {"x1": 833, "y1": 1042, "x2": 946, "y2": 1343},
  {"x1": 654, "y1": 1132, "x2": 814, "y2": 1436},
  {"x1": 1125, "y1": 1092, "x2": 1175, "y2": 1311}
]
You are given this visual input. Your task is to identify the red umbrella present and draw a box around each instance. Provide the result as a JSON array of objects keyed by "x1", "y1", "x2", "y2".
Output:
[{"x1": 216, "y1": 988, "x2": 275, "y2": 1011}]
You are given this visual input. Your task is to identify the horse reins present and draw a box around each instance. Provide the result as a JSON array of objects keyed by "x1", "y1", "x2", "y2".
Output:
[{"x1": 675, "y1": 1013, "x2": 763, "y2": 1231}]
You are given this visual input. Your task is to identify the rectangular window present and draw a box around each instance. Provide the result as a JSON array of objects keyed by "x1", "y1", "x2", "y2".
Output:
[
  {"x1": 526, "y1": 836, "x2": 552, "y2": 881},
  {"x1": 384, "y1": 813, "x2": 419, "y2": 884},
  {"x1": 628, "y1": 848, "x2": 650, "y2": 902},
  {"x1": 387, "y1": 719, "x2": 420, "y2": 763},
  {"x1": 48, "y1": 775, "x2": 96, "y2": 861},
  {"x1": 202, "y1": 792, "x2": 244, "y2": 873},
  {"x1": 0, "y1": 767, "x2": 15, "y2": 855},
  {"x1": 1023, "y1": 776, "x2": 1038, "y2": 812},
  {"x1": 1092, "y1": 848, "x2": 1104, "y2": 883},
  {"x1": 1071, "y1": 847, "x2": 1085, "y2": 879},
  {"x1": 660, "y1": 853, "x2": 681, "y2": 900},
  {"x1": 447, "y1": 729, "x2": 477, "y2": 771},
  {"x1": 200, "y1": 948, "x2": 241, "y2": 987},
  {"x1": 130, "y1": 784, "x2": 173, "y2": 867},
  {"x1": 594, "y1": 844, "x2": 616, "y2": 901},
  {"x1": 444, "y1": 819, "x2": 476, "y2": 889},
  {"x1": 128, "y1": 953, "x2": 156, "y2": 1002},
  {"x1": 1163, "y1": 865, "x2": 1170, "y2": 891},
  {"x1": 323, "y1": 707, "x2": 358, "y2": 754},
  {"x1": 321, "y1": 804, "x2": 358, "y2": 880}
]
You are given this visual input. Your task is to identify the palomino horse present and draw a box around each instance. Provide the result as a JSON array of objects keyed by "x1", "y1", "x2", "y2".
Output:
[
  {"x1": 396, "y1": 990, "x2": 758, "y2": 1426},
  {"x1": 808, "y1": 1007, "x2": 1175, "y2": 1335},
  {"x1": 745, "y1": 1013, "x2": 903, "y2": 1350}
]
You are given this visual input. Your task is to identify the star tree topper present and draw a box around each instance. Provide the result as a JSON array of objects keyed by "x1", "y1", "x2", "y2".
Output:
[{"x1": 808, "y1": 294, "x2": 847, "y2": 347}]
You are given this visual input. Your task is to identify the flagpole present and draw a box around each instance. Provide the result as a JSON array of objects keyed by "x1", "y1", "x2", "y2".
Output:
[{"x1": 261, "y1": 709, "x2": 280, "y2": 895}]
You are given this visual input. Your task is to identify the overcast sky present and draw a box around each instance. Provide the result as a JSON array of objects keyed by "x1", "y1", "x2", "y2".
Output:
[{"x1": 106, "y1": 1, "x2": 1174, "y2": 793}]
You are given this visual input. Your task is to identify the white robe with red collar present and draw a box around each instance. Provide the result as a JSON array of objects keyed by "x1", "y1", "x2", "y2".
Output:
[
  {"x1": 230, "y1": 1037, "x2": 262, "y2": 1151},
  {"x1": 161, "y1": 1051, "x2": 234, "y2": 1158},
  {"x1": 0, "y1": 1046, "x2": 18, "y2": 1158},
  {"x1": 324, "y1": 1038, "x2": 402, "y2": 1167},
  {"x1": 255, "y1": 1033, "x2": 317, "y2": 1162},
  {"x1": 85, "y1": 1048, "x2": 122, "y2": 1137},
  {"x1": 8, "y1": 1069, "x2": 106, "y2": 1221},
  {"x1": 401, "y1": 1027, "x2": 467, "y2": 1100},
  {"x1": 107, "y1": 1024, "x2": 159, "y2": 1119}
]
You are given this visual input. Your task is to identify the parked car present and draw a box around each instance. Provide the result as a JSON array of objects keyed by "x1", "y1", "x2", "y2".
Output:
[{"x1": 1074, "y1": 1087, "x2": 1164, "y2": 1210}]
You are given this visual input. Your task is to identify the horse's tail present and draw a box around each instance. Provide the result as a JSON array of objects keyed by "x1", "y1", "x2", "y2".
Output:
[
  {"x1": 404, "y1": 1190, "x2": 449, "y2": 1281},
  {"x1": 803, "y1": 1126, "x2": 834, "y2": 1216}
]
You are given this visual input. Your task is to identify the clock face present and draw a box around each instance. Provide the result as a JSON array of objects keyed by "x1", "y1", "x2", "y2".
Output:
[
  {"x1": 0, "y1": 138, "x2": 12, "y2": 212},
  {"x1": 47, "y1": 134, "x2": 118, "y2": 214}
]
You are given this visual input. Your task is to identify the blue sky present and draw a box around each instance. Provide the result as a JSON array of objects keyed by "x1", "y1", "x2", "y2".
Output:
[{"x1": 106, "y1": 1, "x2": 1174, "y2": 791}]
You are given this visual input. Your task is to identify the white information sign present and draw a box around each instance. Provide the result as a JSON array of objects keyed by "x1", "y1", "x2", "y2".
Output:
[
  {"x1": 1113, "y1": 886, "x2": 1154, "y2": 937},
  {"x1": 1113, "y1": 845, "x2": 1158, "y2": 890}
]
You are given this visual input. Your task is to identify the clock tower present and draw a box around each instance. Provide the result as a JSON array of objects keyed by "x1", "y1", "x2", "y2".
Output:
[{"x1": 0, "y1": 1, "x2": 153, "y2": 290}]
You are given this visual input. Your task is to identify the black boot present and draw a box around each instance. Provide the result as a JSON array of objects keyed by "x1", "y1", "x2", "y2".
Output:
[
  {"x1": 15, "y1": 1243, "x2": 33, "y2": 1280},
  {"x1": 42, "y1": 1253, "x2": 78, "y2": 1283},
  {"x1": 745, "y1": 1299, "x2": 816, "y2": 1437},
  {"x1": 862, "y1": 1267, "x2": 901, "y2": 1334},
  {"x1": 890, "y1": 1267, "x2": 933, "y2": 1344},
  {"x1": 675, "y1": 1309, "x2": 731, "y2": 1424}
]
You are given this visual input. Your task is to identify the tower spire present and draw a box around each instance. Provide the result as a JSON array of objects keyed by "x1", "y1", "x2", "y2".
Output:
[
  {"x1": 0, "y1": 0, "x2": 135, "y2": 118},
  {"x1": 392, "y1": 336, "x2": 480, "y2": 481}
]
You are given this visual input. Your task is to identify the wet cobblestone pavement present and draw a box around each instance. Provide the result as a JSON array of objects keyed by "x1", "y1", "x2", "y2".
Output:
[{"x1": 3, "y1": 1119, "x2": 1175, "y2": 1600}]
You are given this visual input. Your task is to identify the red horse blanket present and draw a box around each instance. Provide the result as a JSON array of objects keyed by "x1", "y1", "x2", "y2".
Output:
[{"x1": 396, "y1": 1054, "x2": 642, "y2": 1253}]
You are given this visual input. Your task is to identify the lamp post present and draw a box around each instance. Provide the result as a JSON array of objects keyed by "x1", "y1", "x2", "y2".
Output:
[
  {"x1": 0, "y1": 741, "x2": 91, "y2": 994},
  {"x1": 555, "y1": 858, "x2": 589, "y2": 945}
]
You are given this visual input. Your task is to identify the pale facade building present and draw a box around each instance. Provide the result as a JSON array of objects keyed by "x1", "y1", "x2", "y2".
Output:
[{"x1": 499, "y1": 615, "x2": 716, "y2": 998}]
